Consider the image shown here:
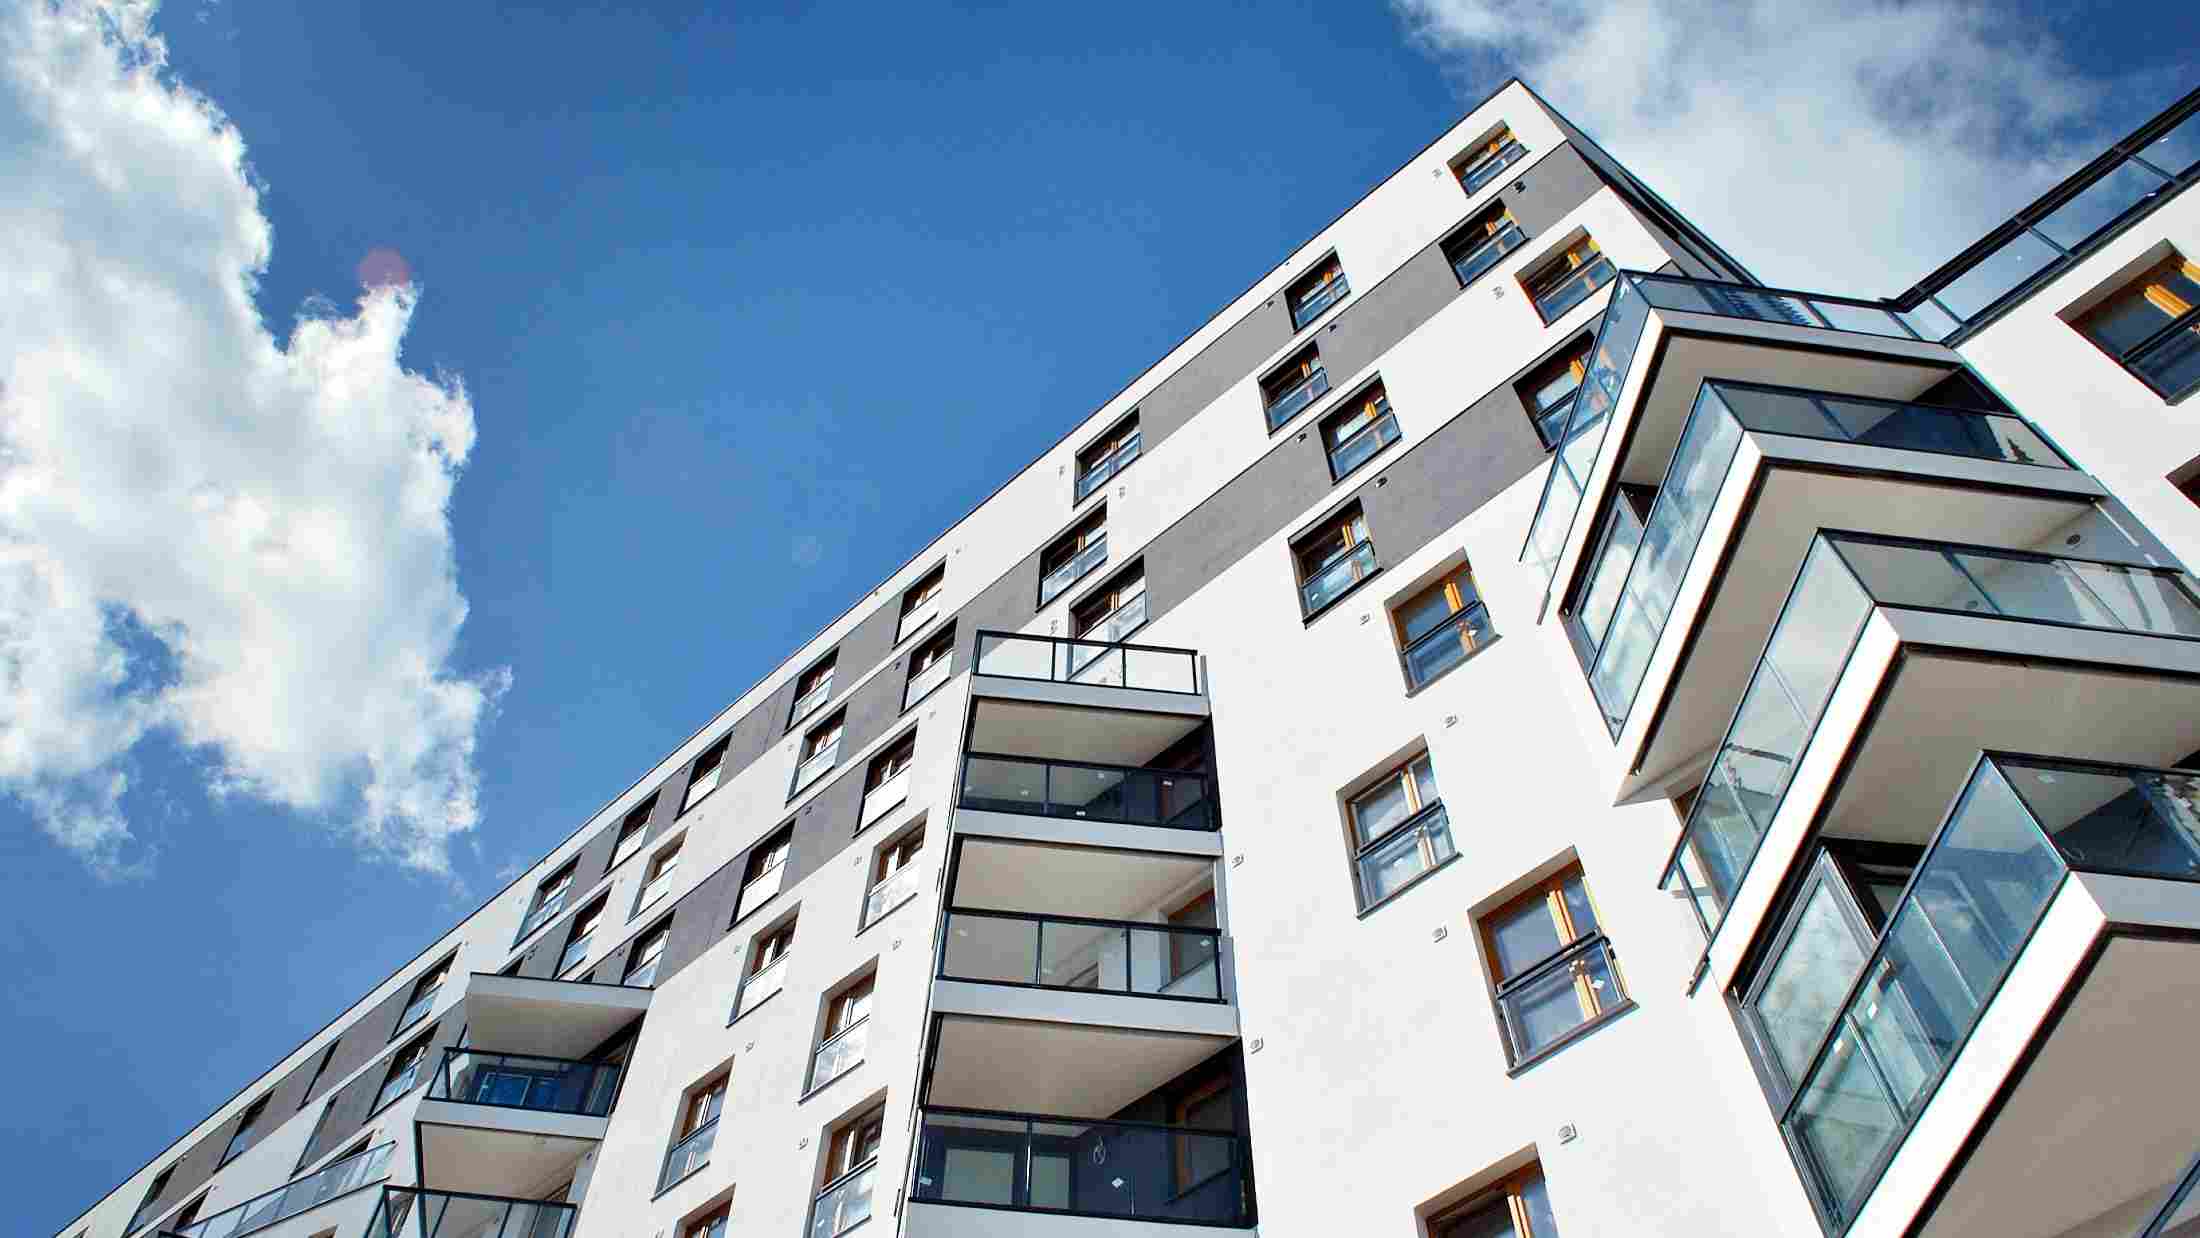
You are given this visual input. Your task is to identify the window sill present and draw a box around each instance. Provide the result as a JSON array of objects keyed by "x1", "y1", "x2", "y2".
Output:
[
  {"x1": 1400, "y1": 632, "x2": 1503, "y2": 698},
  {"x1": 1300, "y1": 565, "x2": 1384, "y2": 626},
  {"x1": 798, "y1": 1059, "x2": 866, "y2": 1104},
  {"x1": 651, "y1": 1160, "x2": 710, "y2": 1202},
  {"x1": 1354, "y1": 851, "x2": 1464, "y2": 919},
  {"x1": 1504, "y1": 1000, "x2": 1639, "y2": 1077}
]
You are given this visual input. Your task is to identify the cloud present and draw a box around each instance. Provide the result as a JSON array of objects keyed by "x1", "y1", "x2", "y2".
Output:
[
  {"x1": 1393, "y1": 0, "x2": 2191, "y2": 296},
  {"x1": 0, "y1": 0, "x2": 507, "y2": 878}
]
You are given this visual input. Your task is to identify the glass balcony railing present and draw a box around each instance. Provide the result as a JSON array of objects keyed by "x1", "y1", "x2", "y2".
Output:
[
  {"x1": 361, "y1": 1187, "x2": 576, "y2": 1238},
  {"x1": 859, "y1": 769, "x2": 911, "y2": 828},
  {"x1": 1457, "y1": 139, "x2": 1528, "y2": 193},
  {"x1": 810, "y1": 1160, "x2": 877, "y2": 1238},
  {"x1": 426, "y1": 1048, "x2": 621, "y2": 1118},
  {"x1": 863, "y1": 863, "x2": 924, "y2": 928},
  {"x1": 1327, "y1": 405, "x2": 1399, "y2": 478},
  {"x1": 1661, "y1": 532, "x2": 2200, "y2": 940},
  {"x1": 1290, "y1": 276, "x2": 1350, "y2": 329},
  {"x1": 903, "y1": 651, "x2": 953, "y2": 710},
  {"x1": 1300, "y1": 541, "x2": 1377, "y2": 615},
  {"x1": 734, "y1": 955, "x2": 787, "y2": 1019},
  {"x1": 1530, "y1": 255, "x2": 1616, "y2": 322},
  {"x1": 941, "y1": 907, "x2": 1222, "y2": 1001},
  {"x1": 1778, "y1": 753, "x2": 2200, "y2": 1225},
  {"x1": 914, "y1": 1106, "x2": 1252, "y2": 1225},
  {"x1": 789, "y1": 679, "x2": 832, "y2": 727},
  {"x1": 792, "y1": 740, "x2": 840, "y2": 795},
  {"x1": 394, "y1": 985, "x2": 440, "y2": 1037},
  {"x1": 1075, "y1": 433, "x2": 1141, "y2": 502},
  {"x1": 973, "y1": 628, "x2": 1198, "y2": 694},
  {"x1": 515, "y1": 889, "x2": 567, "y2": 944},
  {"x1": 1040, "y1": 536, "x2": 1108, "y2": 605},
  {"x1": 163, "y1": 1143, "x2": 394, "y2": 1238},
  {"x1": 1567, "y1": 380, "x2": 2074, "y2": 736},
  {"x1": 735, "y1": 863, "x2": 785, "y2": 924},
  {"x1": 807, "y1": 1018, "x2": 869, "y2": 1092},
  {"x1": 960, "y1": 752, "x2": 1215, "y2": 830},
  {"x1": 1263, "y1": 367, "x2": 1330, "y2": 431},
  {"x1": 1449, "y1": 220, "x2": 1526, "y2": 287},
  {"x1": 659, "y1": 1117, "x2": 719, "y2": 1193}
]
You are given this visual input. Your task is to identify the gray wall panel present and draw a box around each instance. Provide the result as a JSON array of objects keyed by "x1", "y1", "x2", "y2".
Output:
[
  {"x1": 296, "y1": 1012, "x2": 465, "y2": 1169},
  {"x1": 1500, "y1": 143, "x2": 1604, "y2": 238},
  {"x1": 1137, "y1": 299, "x2": 1296, "y2": 445}
]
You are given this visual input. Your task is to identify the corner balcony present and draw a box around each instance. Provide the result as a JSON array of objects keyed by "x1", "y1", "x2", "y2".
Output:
[
  {"x1": 1765, "y1": 754, "x2": 2200, "y2": 1237},
  {"x1": 1659, "y1": 531, "x2": 2200, "y2": 997},
  {"x1": 970, "y1": 632, "x2": 1205, "y2": 765},
  {"x1": 413, "y1": 1049, "x2": 621, "y2": 1197},
  {"x1": 456, "y1": 970, "x2": 650, "y2": 1060},
  {"x1": 1558, "y1": 377, "x2": 2101, "y2": 804},
  {"x1": 358, "y1": 1186, "x2": 575, "y2": 1238},
  {"x1": 162, "y1": 1143, "x2": 395, "y2": 1238}
]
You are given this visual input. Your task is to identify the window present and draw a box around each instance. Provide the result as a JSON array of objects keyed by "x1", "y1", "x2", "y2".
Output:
[
  {"x1": 815, "y1": 1108, "x2": 885, "y2": 1238},
  {"x1": 1171, "y1": 1077, "x2": 1236, "y2": 1192},
  {"x1": 375, "y1": 1030, "x2": 435, "y2": 1111},
  {"x1": 559, "y1": 897, "x2": 607, "y2": 975},
  {"x1": 1261, "y1": 345, "x2": 1330, "y2": 431},
  {"x1": 660, "y1": 1072, "x2": 726, "y2": 1191},
  {"x1": 898, "y1": 564, "x2": 946, "y2": 641},
  {"x1": 683, "y1": 736, "x2": 730, "y2": 812},
  {"x1": 1319, "y1": 381, "x2": 1399, "y2": 480},
  {"x1": 639, "y1": 836, "x2": 683, "y2": 912},
  {"x1": 1166, "y1": 889, "x2": 1219, "y2": 986},
  {"x1": 904, "y1": 625, "x2": 955, "y2": 710},
  {"x1": 736, "y1": 825, "x2": 792, "y2": 923},
  {"x1": 1431, "y1": 1166, "x2": 1562, "y2": 1237},
  {"x1": 1287, "y1": 253, "x2": 1350, "y2": 329},
  {"x1": 809, "y1": 973, "x2": 873, "y2": 1090},
  {"x1": 865, "y1": 826, "x2": 925, "y2": 927},
  {"x1": 793, "y1": 711, "x2": 844, "y2": 795},
  {"x1": 1039, "y1": 509, "x2": 1108, "y2": 605},
  {"x1": 861, "y1": 732, "x2": 916, "y2": 829},
  {"x1": 1444, "y1": 203, "x2": 1527, "y2": 288},
  {"x1": 685, "y1": 1205, "x2": 729, "y2": 1238},
  {"x1": 624, "y1": 919, "x2": 670, "y2": 988},
  {"x1": 1396, "y1": 564, "x2": 1496, "y2": 689},
  {"x1": 519, "y1": 860, "x2": 576, "y2": 941},
  {"x1": 734, "y1": 916, "x2": 795, "y2": 1018},
  {"x1": 2070, "y1": 252, "x2": 2200, "y2": 399},
  {"x1": 169, "y1": 1197, "x2": 206, "y2": 1235},
  {"x1": 790, "y1": 653, "x2": 837, "y2": 729},
  {"x1": 610, "y1": 794, "x2": 657, "y2": 870},
  {"x1": 1520, "y1": 336, "x2": 1593, "y2": 448},
  {"x1": 298, "y1": 1041, "x2": 338, "y2": 1111},
  {"x1": 1453, "y1": 124, "x2": 1527, "y2": 194},
  {"x1": 1075, "y1": 413, "x2": 1141, "y2": 502},
  {"x1": 127, "y1": 1165, "x2": 174, "y2": 1234},
  {"x1": 1481, "y1": 867, "x2": 1629, "y2": 1066},
  {"x1": 1071, "y1": 564, "x2": 1147, "y2": 644},
  {"x1": 393, "y1": 954, "x2": 451, "y2": 1038},
  {"x1": 1294, "y1": 504, "x2": 1376, "y2": 616},
  {"x1": 220, "y1": 1094, "x2": 270, "y2": 1166},
  {"x1": 1521, "y1": 237, "x2": 1615, "y2": 323},
  {"x1": 1347, "y1": 753, "x2": 1454, "y2": 909}
]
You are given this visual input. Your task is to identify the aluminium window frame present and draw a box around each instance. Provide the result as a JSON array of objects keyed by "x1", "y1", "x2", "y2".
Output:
[
  {"x1": 1317, "y1": 378, "x2": 1400, "y2": 484},
  {"x1": 1073, "y1": 411, "x2": 1142, "y2": 503},
  {"x1": 2068, "y1": 251, "x2": 2200, "y2": 401},
  {"x1": 1481, "y1": 867, "x2": 1633, "y2": 1071},
  {"x1": 1345, "y1": 753, "x2": 1455, "y2": 913},
  {"x1": 1285, "y1": 251, "x2": 1351, "y2": 331},
  {"x1": 1393, "y1": 562, "x2": 1498, "y2": 692}
]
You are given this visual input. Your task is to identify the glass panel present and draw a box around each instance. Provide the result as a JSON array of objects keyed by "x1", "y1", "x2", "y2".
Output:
[
  {"x1": 1534, "y1": 257, "x2": 1615, "y2": 320},
  {"x1": 809, "y1": 1019, "x2": 868, "y2": 1090},
  {"x1": 1460, "y1": 140, "x2": 1526, "y2": 192},
  {"x1": 1357, "y1": 810, "x2": 1455, "y2": 904},
  {"x1": 1037, "y1": 918, "x2": 1119, "y2": 991},
  {"x1": 864, "y1": 863, "x2": 923, "y2": 926},
  {"x1": 1405, "y1": 608, "x2": 1492, "y2": 687},
  {"x1": 1301, "y1": 541, "x2": 1376, "y2": 613},
  {"x1": 942, "y1": 913, "x2": 1040, "y2": 985},
  {"x1": 1519, "y1": 1177, "x2": 1559, "y2": 1236},
  {"x1": 1350, "y1": 776, "x2": 1412, "y2": 848},
  {"x1": 1952, "y1": 551, "x2": 2116, "y2": 626},
  {"x1": 1500, "y1": 940, "x2": 1616, "y2": 1057},
  {"x1": 1809, "y1": 300, "x2": 1914, "y2": 337},
  {"x1": 941, "y1": 1148, "x2": 1017, "y2": 1205},
  {"x1": 2002, "y1": 761, "x2": 2200, "y2": 878},
  {"x1": 1451, "y1": 222, "x2": 1526, "y2": 286},
  {"x1": 1329, "y1": 411, "x2": 1400, "y2": 476},
  {"x1": 1121, "y1": 643, "x2": 1195, "y2": 693},
  {"x1": 1489, "y1": 896, "x2": 1564, "y2": 978},
  {"x1": 961, "y1": 755, "x2": 1046, "y2": 815},
  {"x1": 1753, "y1": 879, "x2": 1871, "y2": 1083},
  {"x1": 736, "y1": 958, "x2": 786, "y2": 1016},
  {"x1": 2038, "y1": 160, "x2": 2171, "y2": 249},
  {"x1": 1935, "y1": 229, "x2": 2061, "y2": 321},
  {"x1": 1572, "y1": 499, "x2": 1646, "y2": 661},
  {"x1": 811, "y1": 1163, "x2": 875, "y2": 1238},
  {"x1": 2063, "y1": 561, "x2": 2200, "y2": 634},
  {"x1": 1523, "y1": 275, "x2": 1651, "y2": 586},
  {"x1": 2144, "y1": 110, "x2": 2200, "y2": 176},
  {"x1": 973, "y1": 633, "x2": 1049, "y2": 679},
  {"x1": 1788, "y1": 1029, "x2": 1902, "y2": 1214},
  {"x1": 1900, "y1": 299, "x2": 1961, "y2": 342},
  {"x1": 2132, "y1": 324, "x2": 2200, "y2": 398},
  {"x1": 1265, "y1": 366, "x2": 1331, "y2": 430}
]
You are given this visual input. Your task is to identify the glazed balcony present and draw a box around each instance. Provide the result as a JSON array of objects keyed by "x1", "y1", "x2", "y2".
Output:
[
  {"x1": 414, "y1": 1049, "x2": 621, "y2": 1197},
  {"x1": 161, "y1": 1144, "x2": 395, "y2": 1238},
  {"x1": 357, "y1": 1187, "x2": 574, "y2": 1238}
]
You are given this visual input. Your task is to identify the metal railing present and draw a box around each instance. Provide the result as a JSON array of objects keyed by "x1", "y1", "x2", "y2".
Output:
[
  {"x1": 1327, "y1": 404, "x2": 1399, "y2": 479},
  {"x1": 361, "y1": 1187, "x2": 576, "y2": 1238},
  {"x1": 789, "y1": 678, "x2": 833, "y2": 727},
  {"x1": 1300, "y1": 541, "x2": 1376, "y2": 615},
  {"x1": 960, "y1": 752, "x2": 1216, "y2": 830},
  {"x1": 1777, "y1": 752, "x2": 2200, "y2": 1226},
  {"x1": 903, "y1": 651, "x2": 953, "y2": 710},
  {"x1": 1529, "y1": 255, "x2": 1615, "y2": 322},
  {"x1": 1457, "y1": 139, "x2": 1528, "y2": 193},
  {"x1": 1660, "y1": 531, "x2": 2200, "y2": 941},
  {"x1": 1494, "y1": 933, "x2": 1624, "y2": 1063},
  {"x1": 941, "y1": 907, "x2": 1223, "y2": 1001},
  {"x1": 735, "y1": 862, "x2": 785, "y2": 923},
  {"x1": 1074, "y1": 432, "x2": 1142, "y2": 502},
  {"x1": 1401, "y1": 605, "x2": 1494, "y2": 689},
  {"x1": 163, "y1": 1143, "x2": 394, "y2": 1238},
  {"x1": 810, "y1": 1160, "x2": 877, "y2": 1238},
  {"x1": 1263, "y1": 366, "x2": 1330, "y2": 431},
  {"x1": 863, "y1": 863, "x2": 924, "y2": 927},
  {"x1": 427, "y1": 1048, "x2": 620, "y2": 1117},
  {"x1": 807, "y1": 1017, "x2": 869, "y2": 1092},
  {"x1": 913, "y1": 1105, "x2": 1252, "y2": 1225},
  {"x1": 1448, "y1": 220, "x2": 1526, "y2": 288},
  {"x1": 1039, "y1": 536, "x2": 1108, "y2": 605},
  {"x1": 1290, "y1": 275, "x2": 1350, "y2": 329},
  {"x1": 1355, "y1": 802, "x2": 1456, "y2": 908},
  {"x1": 973, "y1": 629, "x2": 1199, "y2": 695},
  {"x1": 659, "y1": 1116, "x2": 719, "y2": 1192},
  {"x1": 734, "y1": 955, "x2": 787, "y2": 1019}
]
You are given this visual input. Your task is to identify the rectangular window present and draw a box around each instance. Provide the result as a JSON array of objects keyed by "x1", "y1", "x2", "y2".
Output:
[
  {"x1": 660, "y1": 1072, "x2": 726, "y2": 1191},
  {"x1": 736, "y1": 826, "x2": 792, "y2": 924},
  {"x1": 809, "y1": 973, "x2": 874, "y2": 1090},
  {"x1": 1074, "y1": 413, "x2": 1141, "y2": 502},
  {"x1": 638, "y1": 836, "x2": 683, "y2": 913},
  {"x1": 1443, "y1": 203, "x2": 1527, "y2": 288},
  {"x1": 1072, "y1": 564, "x2": 1147, "y2": 644},
  {"x1": 1432, "y1": 1166, "x2": 1562, "y2": 1237},
  {"x1": 1319, "y1": 381, "x2": 1399, "y2": 480},
  {"x1": 865, "y1": 826, "x2": 925, "y2": 928},
  {"x1": 1520, "y1": 336, "x2": 1593, "y2": 449},
  {"x1": 685, "y1": 1206, "x2": 728, "y2": 1238},
  {"x1": 815, "y1": 1108, "x2": 885, "y2": 1238},
  {"x1": 519, "y1": 861, "x2": 576, "y2": 942},
  {"x1": 393, "y1": 953, "x2": 452, "y2": 1038},
  {"x1": 375, "y1": 1029, "x2": 435, "y2": 1112},
  {"x1": 127, "y1": 1166, "x2": 175, "y2": 1234},
  {"x1": 735, "y1": 917, "x2": 794, "y2": 1018},
  {"x1": 298, "y1": 1042, "x2": 338, "y2": 1111},
  {"x1": 1521, "y1": 237, "x2": 1615, "y2": 323},
  {"x1": 168, "y1": 1197, "x2": 205, "y2": 1234},
  {"x1": 790, "y1": 653, "x2": 837, "y2": 729},
  {"x1": 1287, "y1": 253, "x2": 1350, "y2": 329},
  {"x1": 610, "y1": 794, "x2": 657, "y2": 870},
  {"x1": 1039, "y1": 509, "x2": 1108, "y2": 605},
  {"x1": 1294, "y1": 504, "x2": 1376, "y2": 616},
  {"x1": 624, "y1": 919, "x2": 670, "y2": 988},
  {"x1": 559, "y1": 897, "x2": 606, "y2": 976},
  {"x1": 1482, "y1": 867, "x2": 1629, "y2": 1066},
  {"x1": 792, "y1": 711, "x2": 844, "y2": 796},
  {"x1": 2070, "y1": 252, "x2": 2200, "y2": 399},
  {"x1": 898, "y1": 564, "x2": 946, "y2": 642},
  {"x1": 683, "y1": 736, "x2": 730, "y2": 812},
  {"x1": 861, "y1": 732, "x2": 916, "y2": 830},
  {"x1": 904, "y1": 625, "x2": 955, "y2": 710},
  {"x1": 1396, "y1": 564, "x2": 1496, "y2": 689},
  {"x1": 220, "y1": 1095, "x2": 270, "y2": 1166},
  {"x1": 1260, "y1": 345, "x2": 1330, "y2": 431},
  {"x1": 1453, "y1": 124, "x2": 1527, "y2": 194},
  {"x1": 1347, "y1": 754, "x2": 1454, "y2": 909}
]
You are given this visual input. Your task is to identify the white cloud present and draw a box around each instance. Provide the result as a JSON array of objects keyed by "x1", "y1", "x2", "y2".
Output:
[
  {"x1": 1393, "y1": 0, "x2": 2189, "y2": 296},
  {"x1": 0, "y1": 0, "x2": 507, "y2": 879}
]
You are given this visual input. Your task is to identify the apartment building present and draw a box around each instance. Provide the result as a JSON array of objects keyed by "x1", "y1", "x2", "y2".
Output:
[{"x1": 51, "y1": 78, "x2": 2200, "y2": 1238}]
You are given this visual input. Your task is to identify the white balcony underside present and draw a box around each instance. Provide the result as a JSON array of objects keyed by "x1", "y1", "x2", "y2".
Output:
[
  {"x1": 952, "y1": 807, "x2": 1223, "y2": 857},
  {"x1": 951, "y1": 838, "x2": 1212, "y2": 919},
  {"x1": 971, "y1": 674, "x2": 1206, "y2": 726},
  {"x1": 931, "y1": 979, "x2": 1238, "y2": 1039},
  {"x1": 904, "y1": 1199, "x2": 1257, "y2": 1238},
  {"x1": 414, "y1": 1101, "x2": 606, "y2": 1195},
  {"x1": 926, "y1": 1012, "x2": 1235, "y2": 1118},
  {"x1": 458, "y1": 972, "x2": 650, "y2": 1060}
]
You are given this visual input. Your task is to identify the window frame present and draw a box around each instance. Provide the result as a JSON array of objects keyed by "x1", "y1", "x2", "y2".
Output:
[
  {"x1": 638, "y1": 835, "x2": 683, "y2": 913},
  {"x1": 1168, "y1": 1075, "x2": 1236, "y2": 1194},
  {"x1": 1480, "y1": 867, "x2": 1631, "y2": 1069},
  {"x1": 373, "y1": 1027, "x2": 436, "y2": 1114},
  {"x1": 903, "y1": 623, "x2": 956, "y2": 711},
  {"x1": 898, "y1": 564, "x2": 947, "y2": 642},
  {"x1": 789, "y1": 652, "x2": 838, "y2": 730},
  {"x1": 392, "y1": 952, "x2": 453, "y2": 1039},
  {"x1": 682, "y1": 736, "x2": 731, "y2": 813},
  {"x1": 1394, "y1": 563, "x2": 1497, "y2": 691},
  {"x1": 660, "y1": 1071, "x2": 728, "y2": 1191},
  {"x1": 1292, "y1": 503, "x2": 1377, "y2": 618},
  {"x1": 516, "y1": 859, "x2": 577, "y2": 945},
  {"x1": 793, "y1": 710, "x2": 846, "y2": 796},
  {"x1": 559, "y1": 896, "x2": 608, "y2": 977},
  {"x1": 2069, "y1": 251, "x2": 2200, "y2": 400},
  {"x1": 1286, "y1": 252, "x2": 1351, "y2": 330},
  {"x1": 1259, "y1": 344, "x2": 1330, "y2": 432},
  {"x1": 1520, "y1": 334, "x2": 1595, "y2": 450},
  {"x1": 1317, "y1": 379, "x2": 1399, "y2": 482},
  {"x1": 1442, "y1": 202, "x2": 1528, "y2": 290},
  {"x1": 1451, "y1": 124, "x2": 1528, "y2": 195},
  {"x1": 1071, "y1": 562, "x2": 1148, "y2": 643},
  {"x1": 609, "y1": 794, "x2": 658, "y2": 870},
  {"x1": 1038, "y1": 508, "x2": 1109, "y2": 605},
  {"x1": 1074, "y1": 412, "x2": 1142, "y2": 502},
  {"x1": 1345, "y1": 753, "x2": 1454, "y2": 911},
  {"x1": 1520, "y1": 237, "x2": 1615, "y2": 324},
  {"x1": 1430, "y1": 1165, "x2": 1561, "y2": 1237},
  {"x1": 624, "y1": 918, "x2": 671, "y2": 988}
]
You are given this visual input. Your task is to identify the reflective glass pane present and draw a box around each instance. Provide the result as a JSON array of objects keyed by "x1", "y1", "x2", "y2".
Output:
[
  {"x1": 1788, "y1": 1029, "x2": 1903, "y2": 1215},
  {"x1": 1489, "y1": 897, "x2": 1563, "y2": 978},
  {"x1": 941, "y1": 914, "x2": 1038, "y2": 984},
  {"x1": 961, "y1": 756, "x2": 1045, "y2": 815},
  {"x1": 1350, "y1": 777, "x2": 1412, "y2": 847},
  {"x1": 2038, "y1": 160, "x2": 2171, "y2": 249},
  {"x1": 1753, "y1": 879, "x2": 1870, "y2": 1083},
  {"x1": 1358, "y1": 824, "x2": 1434, "y2": 903},
  {"x1": 1935, "y1": 229, "x2": 2061, "y2": 321},
  {"x1": 1954, "y1": 552, "x2": 2117, "y2": 626},
  {"x1": 2143, "y1": 110, "x2": 2200, "y2": 177}
]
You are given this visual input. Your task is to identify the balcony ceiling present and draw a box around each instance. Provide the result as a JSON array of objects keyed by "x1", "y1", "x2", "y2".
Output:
[
  {"x1": 461, "y1": 973, "x2": 650, "y2": 1060},
  {"x1": 927, "y1": 1014, "x2": 1230, "y2": 1117},
  {"x1": 415, "y1": 1108, "x2": 601, "y2": 1196},
  {"x1": 968, "y1": 698, "x2": 1202, "y2": 768},
  {"x1": 951, "y1": 838, "x2": 1211, "y2": 920}
]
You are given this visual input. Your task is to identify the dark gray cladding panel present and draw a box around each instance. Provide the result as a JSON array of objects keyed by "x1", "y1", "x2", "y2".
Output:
[
  {"x1": 1145, "y1": 419, "x2": 1344, "y2": 622},
  {"x1": 655, "y1": 859, "x2": 743, "y2": 981},
  {"x1": 1137, "y1": 291, "x2": 1297, "y2": 445},
  {"x1": 296, "y1": 1010, "x2": 466, "y2": 1169},
  {"x1": 1353, "y1": 361, "x2": 1558, "y2": 562},
  {"x1": 784, "y1": 758, "x2": 866, "y2": 891},
  {"x1": 1318, "y1": 246, "x2": 1474, "y2": 386},
  {"x1": 1500, "y1": 142, "x2": 1605, "y2": 239},
  {"x1": 837, "y1": 587, "x2": 906, "y2": 703}
]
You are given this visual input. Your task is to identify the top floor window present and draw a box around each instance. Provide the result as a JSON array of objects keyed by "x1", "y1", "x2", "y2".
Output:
[
  {"x1": 609, "y1": 794, "x2": 656, "y2": 870},
  {"x1": 1320, "y1": 381, "x2": 1399, "y2": 480},
  {"x1": 1039, "y1": 509, "x2": 1108, "y2": 605},
  {"x1": 1521, "y1": 335, "x2": 1594, "y2": 448},
  {"x1": 1444, "y1": 202, "x2": 1527, "y2": 288},
  {"x1": 1287, "y1": 254, "x2": 1350, "y2": 329},
  {"x1": 898, "y1": 564, "x2": 946, "y2": 642},
  {"x1": 790, "y1": 653, "x2": 836, "y2": 729},
  {"x1": 1261, "y1": 345, "x2": 1330, "y2": 431},
  {"x1": 394, "y1": 953, "x2": 452, "y2": 1037},
  {"x1": 683, "y1": 736, "x2": 730, "y2": 812},
  {"x1": 904, "y1": 624, "x2": 955, "y2": 710},
  {"x1": 1075, "y1": 413, "x2": 1141, "y2": 502},
  {"x1": 520, "y1": 860, "x2": 576, "y2": 941},
  {"x1": 2069, "y1": 251, "x2": 2200, "y2": 399},
  {"x1": 1453, "y1": 124, "x2": 1528, "y2": 194},
  {"x1": 1294, "y1": 504, "x2": 1376, "y2": 616},
  {"x1": 1521, "y1": 237, "x2": 1615, "y2": 323}
]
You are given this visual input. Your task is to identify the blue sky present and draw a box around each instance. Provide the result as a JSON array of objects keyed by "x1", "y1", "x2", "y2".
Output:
[{"x1": 5, "y1": 1, "x2": 2194, "y2": 1231}]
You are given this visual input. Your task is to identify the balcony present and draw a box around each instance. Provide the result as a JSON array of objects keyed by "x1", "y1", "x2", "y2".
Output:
[
  {"x1": 1075, "y1": 432, "x2": 1141, "y2": 503},
  {"x1": 1765, "y1": 754, "x2": 2200, "y2": 1237},
  {"x1": 415, "y1": 1049, "x2": 619, "y2": 1195},
  {"x1": 941, "y1": 909, "x2": 1221, "y2": 1002},
  {"x1": 974, "y1": 630, "x2": 1199, "y2": 697},
  {"x1": 359, "y1": 1187, "x2": 574, "y2": 1238},
  {"x1": 454, "y1": 971, "x2": 650, "y2": 1061},
  {"x1": 907, "y1": 1106, "x2": 1254, "y2": 1231},
  {"x1": 961, "y1": 754, "x2": 1215, "y2": 832},
  {"x1": 1560, "y1": 378, "x2": 2099, "y2": 801},
  {"x1": 1659, "y1": 532, "x2": 2200, "y2": 994},
  {"x1": 162, "y1": 1143, "x2": 394, "y2": 1238}
]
